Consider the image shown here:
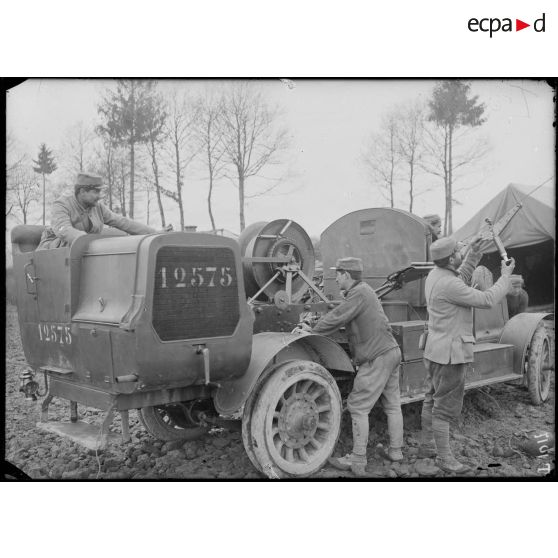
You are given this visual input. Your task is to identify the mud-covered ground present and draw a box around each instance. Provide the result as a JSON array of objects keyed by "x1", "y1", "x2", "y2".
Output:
[{"x1": 5, "y1": 305, "x2": 555, "y2": 479}]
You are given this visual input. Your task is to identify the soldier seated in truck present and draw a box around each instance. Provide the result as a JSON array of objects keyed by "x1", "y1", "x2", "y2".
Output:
[
  {"x1": 507, "y1": 274, "x2": 529, "y2": 318},
  {"x1": 422, "y1": 214, "x2": 443, "y2": 242},
  {"x1": 37, "y1": 172, "x2": 163, "y2": 250}
]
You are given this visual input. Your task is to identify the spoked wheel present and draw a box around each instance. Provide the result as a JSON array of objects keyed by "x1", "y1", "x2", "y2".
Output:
[
  {"x1": 243, "y1": 360, "x2": 342, "y2": 478},
  {"x1": 527, "y1": 323, "x2": 553, "y2": 405},
  {"x1": 139, "y1": 403, "x2": 210, "y2": 441}
]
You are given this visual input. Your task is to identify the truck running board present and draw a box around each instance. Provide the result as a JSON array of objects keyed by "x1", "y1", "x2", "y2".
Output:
[
  {"x1": 37, "y1": 420, "x2": 121, "y2": 451},
  {"x1": 401, "y1": 372, "x2": 523, "y2": 405}
]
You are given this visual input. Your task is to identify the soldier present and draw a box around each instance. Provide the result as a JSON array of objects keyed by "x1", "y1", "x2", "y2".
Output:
[
  {"x1": 506, "y1": 274, "x2": 529, "y2": 318},
  {"x1": 296, "y1": 257, "x2": 404, "y2": 475},
  {"x1": 423, "y1": 213, "x2": 443, "y2": 242},
  {"x1": 419, "y1": 236, "x2": 515, "y2": 473},
  {"x1": 37, "y1": 173, "x2": 162, "y2": 250}
]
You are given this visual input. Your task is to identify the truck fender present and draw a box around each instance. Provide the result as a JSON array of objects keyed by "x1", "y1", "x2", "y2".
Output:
[
  {"x1": 213, "y1": 331, "x2": 354, "y2": 417},
  {"x1": 499, "y1": 312, "x2": 553, "y2": 376}
]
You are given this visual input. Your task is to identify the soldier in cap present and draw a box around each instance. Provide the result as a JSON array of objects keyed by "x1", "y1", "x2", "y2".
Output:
[
  {"x1": 420, "y1": 235, "x2": 515, "y2": 473},
  {"x1": 506, "y1": 274, "x2": 529, "y2": 318},
  {"x1": 37, "y1": 173, "x2": 161, "y2": 249},
  {"x1": 297, "y1": 257, "x2": 404, "y2": 475},
  {"x1": 423, "y1": 213, "x2": 443, "y2": 242}
]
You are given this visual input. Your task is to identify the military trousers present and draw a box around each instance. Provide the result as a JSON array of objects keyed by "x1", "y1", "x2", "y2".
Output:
[
  {"x1": 422, "y1": 359, "x2": 468, "y2": 423},
  {"x1": 347, "y1": 346, "x2": 404, "y2": 449}
]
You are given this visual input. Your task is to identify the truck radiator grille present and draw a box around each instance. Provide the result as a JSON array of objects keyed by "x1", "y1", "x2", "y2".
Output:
[{"x1": 153, "y1": 246, "x2": 239, "y2": 341}]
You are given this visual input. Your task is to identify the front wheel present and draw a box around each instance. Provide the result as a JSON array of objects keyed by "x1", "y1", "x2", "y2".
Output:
[
  {"x1": 243, "y1": 360, "x2": 342, "y2": 478},
  {"x1": 527, "y1": 323, "x2": 553, "y2": 405}
]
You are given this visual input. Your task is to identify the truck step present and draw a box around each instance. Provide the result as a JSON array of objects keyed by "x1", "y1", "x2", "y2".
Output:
[{"x1": 37, "y1": 420, "x2": 120, "y2": 451}]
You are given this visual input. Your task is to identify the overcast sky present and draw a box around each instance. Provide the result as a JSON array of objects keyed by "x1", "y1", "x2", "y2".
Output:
[{"x1": 6, "y1": 78, "x2": 555, "y2": 237}]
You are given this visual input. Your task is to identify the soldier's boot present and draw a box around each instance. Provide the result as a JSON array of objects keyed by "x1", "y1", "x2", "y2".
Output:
[
  {"x1": 328, "y1": 453, "x2": 367, "y2": 476},
  {"x1": 386, "y1": 408, "x2": 404, "y2": 462},
  {"x1": 418, "y1": 406, "x2": 437, "y2": 459},
  {"x1": 329, "y1": 414, "x2": 369, "y2": 476},
  {"x1": 432, "y1": 416, "x2": 470, "y2": 474}
]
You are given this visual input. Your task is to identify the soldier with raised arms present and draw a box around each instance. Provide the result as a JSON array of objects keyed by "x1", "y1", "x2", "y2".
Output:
[
  {"x1": 419, "y1": 236, "x2": 515, "y2": 473},
  {"x1": 37, "y1": 173, "x2": 160, "y2": 250}
]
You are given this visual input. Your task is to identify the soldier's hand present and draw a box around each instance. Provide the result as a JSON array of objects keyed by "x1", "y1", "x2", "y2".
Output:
[
  {"x1": 292, "y1": 322, "x2": 312, "y2": 334},
  {"x1": 469, "y1": 233, "x2": 484, "y2": 254},
  {"x1": 501, "y1": 257, "x2": 515, "y2": 276}
]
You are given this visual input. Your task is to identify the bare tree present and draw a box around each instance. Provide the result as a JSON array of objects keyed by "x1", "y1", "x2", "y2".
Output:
[
  {"x1": 143, "y1": 87, "x2": 168, "y2": 227},
  {"x1": 360, "y1": 113, "x2": 401, "y2": 208},
  {"x1": 6, "y1": 130, "x2": 26, "y2": 181},
  {"x1": 195, "y1": 89, "x2": 227, "y2": 232},
  {"x1": 60, "y1": 121, "x2": 95, "y2": 176},
  {"x1": 221, "y1": 82, "x2": 290, "y2": 231},
  {"x1": 394, "y1": 101, "x2": 426, "y2": 213},
  {"x1": 8, "y1": 162, "x2": 41, "y2": 224},
  {"x1": 421, "y1": 123, "x2": 490, "y2": 235},
  {"x1": 161, "y1": 91, "x2": 200, "y2": 231}
]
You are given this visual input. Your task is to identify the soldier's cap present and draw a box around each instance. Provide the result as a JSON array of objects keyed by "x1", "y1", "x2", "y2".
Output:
[
  {"x1": 430, "y1": 237, "x2": 458, "y2": 261},
  {"x1": 76, "y1": 173, "x2": 103, "y2": 188},
  {"x1": 510, "y1": 274, "x2": 524, "y2": 286},
  {"x1": 330, "y1": 257, "x2": 364, "y2": 272},
  {"x1": 423, "y1": 213, "x2": 442, "y2": 226}
]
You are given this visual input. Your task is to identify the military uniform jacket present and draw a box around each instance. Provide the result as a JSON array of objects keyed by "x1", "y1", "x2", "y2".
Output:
[
  {"x1": 312, "y1": 281, "x2": 398, "y2": 364},
  {"x1": 424, "y1": 251, "x2": 510, "y2": 365},
  {"x1": 37, "y1": 194, "x2": 156, "y2": 249}
]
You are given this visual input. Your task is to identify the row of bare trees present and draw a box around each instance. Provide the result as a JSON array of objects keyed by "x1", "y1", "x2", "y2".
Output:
[
  {"x1": 360, "y1": 81, "x2": 488, "y2": 235},
  {"x1": 93, "y1": 80, "x2": 289, "y2": 232},
  {"x1": 7, "y1": 80, "x2": 290, "y2": 233}
]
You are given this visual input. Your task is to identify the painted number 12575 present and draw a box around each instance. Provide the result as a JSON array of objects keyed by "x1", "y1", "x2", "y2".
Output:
[{"x1": 38, "y1": 323, "x2": 72, "y2": 345}]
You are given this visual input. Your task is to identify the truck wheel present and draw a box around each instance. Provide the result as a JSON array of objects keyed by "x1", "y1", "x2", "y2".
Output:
[
  {"x1": 527, "y1": 323, "x2": 553, "y2": 406},
  {"x1": 139, "y1": 404, "x2": 209, "y2": 441},
  {"x1": 245, "y1": 360, "x2": 342, "y2": 478}
]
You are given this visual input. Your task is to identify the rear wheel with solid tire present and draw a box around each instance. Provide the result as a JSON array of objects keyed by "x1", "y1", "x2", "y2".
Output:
[
  {"x1": 242, "y1": 360, "x2": 342, "y2": 478},
  {"x1": 527, "y1": 322, "x2": 553, "y2": 405}
]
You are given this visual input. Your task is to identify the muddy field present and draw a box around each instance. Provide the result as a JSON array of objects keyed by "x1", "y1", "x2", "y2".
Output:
[{"x1": 5, "y1": 305, "x2": 555, "y2": 479}]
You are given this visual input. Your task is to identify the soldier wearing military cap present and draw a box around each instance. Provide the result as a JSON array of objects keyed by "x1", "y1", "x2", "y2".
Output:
[
  {"x1": 506, "y1": 274, "x2": 529, "y2": 318},
  {"x1": 37, "y1": 173, "x2": 159, "y2": 249},
  {"x1": 420, "y1": 235, "x2": 515, "y2": 473},
  {"x1": 422, "y1": 213, "x2": 443, "y2": 241},
  {"x1": 297, "y1": 256, "x2": 404, "y2": 475}
]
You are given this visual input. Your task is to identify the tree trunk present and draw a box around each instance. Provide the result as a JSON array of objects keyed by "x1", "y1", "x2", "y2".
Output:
[
  {"x1": 207, "y1": 142, "x2": 216, "y2": 231},
  {"x1": 107, "y1": 149, "x2": 113, "y2": 210},
  {"x1": 448, "y1": 125, "x2": 454, "y2": 234},
  {"x1": 146, "y1": 188, "x2": 150, "y2": 225},
  {"x1": 408, "y1": 158, "x2": 414, "y2": 213},
  {"x1": 174, "y1": 138, "x2": 184, "y2": 231},
  {"x1": 443, "y1": 126, "x2": 449, "y2": 236},
  {"x1": 129, "y1": 81, "x2": 136, "y2": 219},
  {"x1": 238, "y1": 169, "x2": 245, "y2": 231},
  {"x1": 149, "y1": 137, "x2": 166, "y2": 227},
  {"x1": 120, "y1": 162, "x2": 127, "y2": 217},
  {"x1": 208, "y1": 175, "x2": 216, "y2": 232},
  {"x1": 129, "y1": 140, "x2": 135, "y2": 218},
  {"x1": 42, "y1": 173, "x2": 46, "y2": 225}
]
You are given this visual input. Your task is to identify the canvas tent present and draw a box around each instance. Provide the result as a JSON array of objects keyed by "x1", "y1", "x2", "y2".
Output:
[{"x1": 454, "y1": 183, "x2": 555, "y2": 309}]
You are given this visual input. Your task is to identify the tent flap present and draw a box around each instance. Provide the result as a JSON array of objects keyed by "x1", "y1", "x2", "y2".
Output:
[{"x1": 454, "y1": 183, "x2": 555, "y2": 253}]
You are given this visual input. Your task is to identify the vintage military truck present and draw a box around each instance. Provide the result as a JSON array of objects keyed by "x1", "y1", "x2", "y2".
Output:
[{"x1": 11, "y1": 208, "x2": 553, "y2": 478}]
